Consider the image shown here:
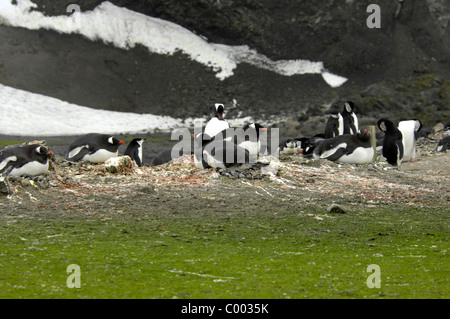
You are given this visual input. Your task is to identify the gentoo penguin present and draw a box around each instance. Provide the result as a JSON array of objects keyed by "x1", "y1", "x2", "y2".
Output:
[
  {"x1": 204, "y1": 103, "x2": 230, "y2": 138},
  {"x1": 300, "y1": 134, "x2": 326, "y2": 158},
  {"x1": 398, "y1": 119, "x2": 422, "y2": 162},
  {"x1": 279, "y1": 139, "x2": 298, "y2": 155},
  {"x1": 377, "y1": 118, "x2": 403, "y2": 166},
  {"x1": 194, "y1": 133, "x2": 256, "y2": 170},
  {"x1": 211, "y1": 123, "x2": 268, "y2": 158},
  {"x1": 436, "y1": 136, "x2": 450, "y2": 153},
  {"x1": 278, "y1": 137, "x2": 307, "y2": 155},
  {"x1": 313, "y1": 130, "x2": 374, "y2": 164},
  {"x1": 324, "y1": 111, "x2": 344, "y2": 138},
  {"x1": 0, "y1": 144, "x2": 53, "y2": 177},
  {"x1": 342, "y1": 101, "x2": 359, "y2": 135},
  {"x1": 124, "y1": 138, "x2": 145, "y2": 167},
  {"x1": 66, "y1": 133, "x2": 125, "y2": 163}
]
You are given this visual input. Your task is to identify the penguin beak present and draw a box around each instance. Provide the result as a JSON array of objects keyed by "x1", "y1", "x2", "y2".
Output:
[
  {"x1": 218, "y1": 114, "x2": 222, "y2": 120},
  {"x1": 118, "y1": 141, "x2": 125, "y2": 144},
  {"x1": 191, "y1": 134, "x2": 195, "y2": 138},
  {"x1": 47, "y1": 151, "x2": 54, "y2": 155},
  {"x1": 261, "y1": 128, "x2": 269, "y2": 131},
  {"x1": 297, "y1": 150, "x2": 303, "y2": 154}
]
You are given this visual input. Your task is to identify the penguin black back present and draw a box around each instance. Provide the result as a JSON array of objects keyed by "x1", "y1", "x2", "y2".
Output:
[{"x1": 378, "y1": 118, "x2": 404, "y2": 166}]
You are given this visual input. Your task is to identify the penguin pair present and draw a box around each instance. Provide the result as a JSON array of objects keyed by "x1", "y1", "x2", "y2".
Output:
[
  {"x1": 324, "y1": 101, "x2": 359, "y2": 138},
  {"x1": 213, "y1": 123, "x2": 268, "y2": 158},
  {"x1": 66, "y1": 133, "x2": 145, "y2": 167},
  {"x1": 298, "y1": 135, "x2": 326, "y2": 158},
  {"x1": 193, "y1": 133, "x2": 255, "y2": 170},
  {"x1": 194, "y1": 123, "x2": 268, "y2": 170},
  {"x1": 313, "y1": 129, "x2": 374, "y2": 164},
  {"x1": 377, "y1": 118, "x2": 422, "y2": 166},
  {"x1": 0, "y1": 144, "x2": 53, "y2": 177}
]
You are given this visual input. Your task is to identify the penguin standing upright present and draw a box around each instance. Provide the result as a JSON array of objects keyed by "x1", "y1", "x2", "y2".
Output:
[
  {"x1": 66, "y1": 133, "x2": 125, "y2": 163},
  {"x1": 313, "y1": 130, "x2": 374, "y2": 164},
  {"x1": 398, "y1": 119, "x2": 422, "y2": 162},
  {"x1": 342, "y1": 101, "x2": 359, "y2": 135},
  {"x1": 204, "y1": 103, "x2": 230, "y2": 138},
  {"x1": 0, "y1": 144, "x2": 53, "y2": 177},
  {"x1": 377, "y1": 118, "x2": 404, "y2": 166},
  {"x1": 324, "y1": 111, "x2": 344, "y2": 138},
  {"x1": 124, "y1": 138, "x2": 145, "y2": 167}
]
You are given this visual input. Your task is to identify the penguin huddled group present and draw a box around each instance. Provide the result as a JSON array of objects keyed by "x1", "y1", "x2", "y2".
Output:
[
  {"x1": 195, "y1": 103, "x2": 269, "y2": 170},
  {"x1": 0, "y1": 101, "x2": 446, "y2": 181},
  {"x1": 0, "y1": 133, "x2": 146, "y2": 179},
  {"x1": 278, "y1": 101, "x2": 434, "y2": 167}
]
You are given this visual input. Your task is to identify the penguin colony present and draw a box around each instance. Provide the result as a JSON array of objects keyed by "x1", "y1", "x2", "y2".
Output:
[{"x1": 0, "y1": 101, "x2": 447, "y2": 180}]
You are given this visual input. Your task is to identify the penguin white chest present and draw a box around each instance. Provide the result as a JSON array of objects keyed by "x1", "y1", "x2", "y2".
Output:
[
  {"x1": 10, "y1": 160, "x2": 49, "y2": 177},
  {"x1": 204, "y1": 118, "x2": 229, "y2": 137},
  {"x1": 82, "y1": 149, "x2": 118, "y2": 163},
  {"x1": 337, "y1": 147, "x2": 374, "y2": 164}
]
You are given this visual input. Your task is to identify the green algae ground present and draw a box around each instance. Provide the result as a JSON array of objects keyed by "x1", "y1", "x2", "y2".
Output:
[{"x1": 0, "y1": 205, "x2": 447, "y2": 299}]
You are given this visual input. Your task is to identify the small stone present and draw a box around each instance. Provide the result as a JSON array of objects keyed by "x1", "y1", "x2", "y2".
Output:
[{"x1": 327, "y1": 204, "x2": 348, "y2": 214}]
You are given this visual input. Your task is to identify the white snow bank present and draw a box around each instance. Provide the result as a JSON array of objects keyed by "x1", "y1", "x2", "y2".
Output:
[
  {"x1": 0, "y1": 84, "x2": 261, "y2": 136},
  {"x1": 0, "y1": 0, "x2": 347, "y2": 87}
]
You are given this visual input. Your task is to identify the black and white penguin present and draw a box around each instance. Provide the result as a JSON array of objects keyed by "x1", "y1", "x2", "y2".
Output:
[
  {"x1": 436, "y1": 136, "x2": 450, "y2": 153},
  {"x1": 193, "y1": 133, "x2": 257, "y2": 170},
  {"x1": 324, "y1": 111, "x2": 344, "y2": 138},
  {"x1": 278, "y1": 139, "x2": 298, "y2": 155},
  {"x1": 398, "y1": 119, "x2": 422, "y2": 162},
  {"x1": 204, "y1": 103, "x2": 230, "y2": 138},
  {"x1": 299, "y1": 134, "x2": 326, "y2": 158},
  {"x1": 278, "y1": 137, "x2": 307, "y2": 155},
  {"x1": 377, "y1": 118, "x2": 404, "y2": 166},
  {"x1": 124, "y1": 138, "x2": 145, "y2": 167},
  {"x1": 342, "y1": 101, "x2": 359, "y2": 135},
  {"x1": 66, "y1": 133, "x2": 125, "y2": 163},
  {"x1": 211, "y1": 123, "x2": 268, "y2": 158},
  {"x1": 313, "y1": 130, "x2": 374, "y2": 164},
  {"x1": 0, "y1": 144, "x2": 53, "y2": 177}
]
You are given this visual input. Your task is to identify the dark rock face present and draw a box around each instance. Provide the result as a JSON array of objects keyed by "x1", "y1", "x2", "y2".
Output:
[{"x1": 0, "y1": 0, "x2": 449, "y2": 129}]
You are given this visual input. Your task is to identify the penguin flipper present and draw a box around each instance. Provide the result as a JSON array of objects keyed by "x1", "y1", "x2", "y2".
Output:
[
  {"x1": 66, "y1": 146, "x2": 90, "y2": 162},
  {"x1": 321, "y1": 147, "x2": 347, "y2": 162},
  {"x1": 0, "y1": 156, "x2": 17, "y2": 175}
]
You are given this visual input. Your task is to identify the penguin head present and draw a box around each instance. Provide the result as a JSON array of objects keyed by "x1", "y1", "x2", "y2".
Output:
[
  {"x1": 357, "y1": 129, "x2": 371, "y2": 141},
  {"x1": 343, "y1": 101, "x2": 355, "y2": 114},
  {"x1": 377, "y1": 118, "x2": 398, "y2": 133},
  {"x1": 107, "y1": 136, "x2": 126, "y2": 146},
  {"x1": 213, "y1": 103, "x2": 225, "y2": 120},
  {"x1": 244, "y1": 122, "x2": 268, "y2": 133},
  {"x1": 33, "y1": 145, "x2": 53, "y2": 160}
]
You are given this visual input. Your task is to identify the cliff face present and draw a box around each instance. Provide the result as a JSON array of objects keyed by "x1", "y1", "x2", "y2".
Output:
[{"x1": 0, "y1": 0, "x2": 449, "y2": 127}]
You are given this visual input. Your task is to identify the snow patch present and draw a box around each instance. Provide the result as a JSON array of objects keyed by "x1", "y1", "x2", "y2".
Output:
[{"x1": 0, "y1": 0, "x2": 347, "y2": 86}]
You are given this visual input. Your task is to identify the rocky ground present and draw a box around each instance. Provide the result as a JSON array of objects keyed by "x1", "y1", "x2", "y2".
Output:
[{"x1": 1, "y1": 134, "x2": 448, "y2": 219}]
